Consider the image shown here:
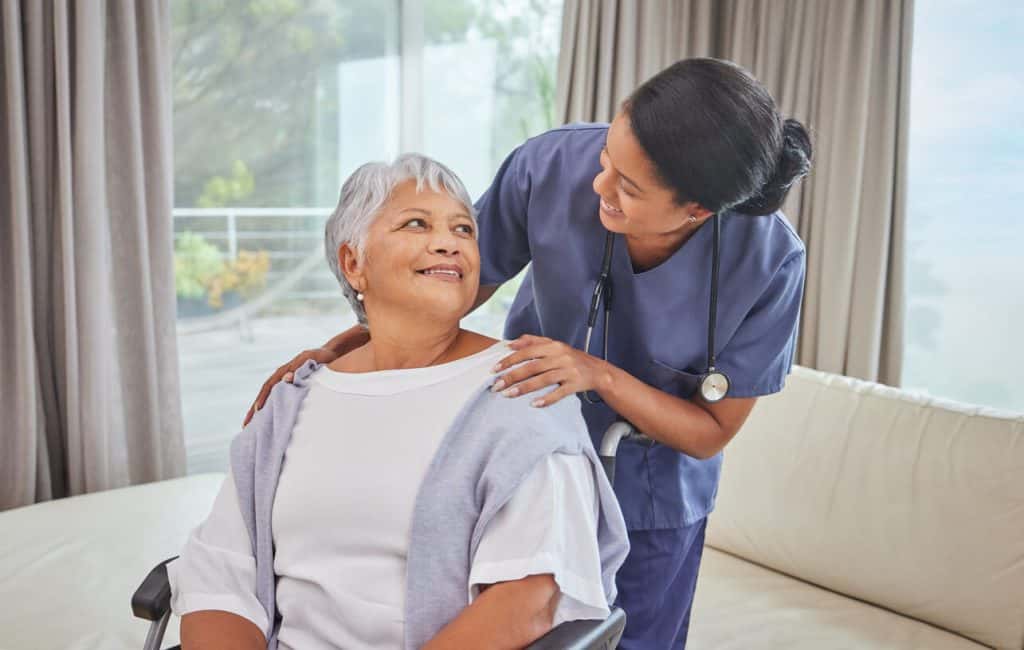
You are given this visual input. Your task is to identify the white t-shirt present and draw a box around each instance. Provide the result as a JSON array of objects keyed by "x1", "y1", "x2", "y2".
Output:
[{"x1": 168, "y1": 340, "x2": 610, "y2": 649}]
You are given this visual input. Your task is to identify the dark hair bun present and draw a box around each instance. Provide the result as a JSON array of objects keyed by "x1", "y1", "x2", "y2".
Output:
[
  {"x1": 733, "y1": 119, "x2": 813, "y2": 215},
  {"x1": 626, "y1": 59, "x2": 813, "y2": 217}
]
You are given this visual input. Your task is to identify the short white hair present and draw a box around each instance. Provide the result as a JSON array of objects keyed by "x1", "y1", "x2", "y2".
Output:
[{"x1": 324, "y1": 153, "x2": 476, "y2": 326}]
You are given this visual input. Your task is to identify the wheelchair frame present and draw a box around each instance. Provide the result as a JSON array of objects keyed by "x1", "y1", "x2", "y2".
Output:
[{"x1": 131, "y1": 420, "x2": 645, "y2": 650}]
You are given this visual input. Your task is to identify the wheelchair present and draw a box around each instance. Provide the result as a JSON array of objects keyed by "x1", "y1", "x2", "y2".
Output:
[{"x1": 132, "y1": 421, "x2": 644, "y2": 650}]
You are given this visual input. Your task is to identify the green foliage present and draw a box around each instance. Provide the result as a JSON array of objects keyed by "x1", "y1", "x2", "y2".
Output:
[
  {"x1": 174, "y1": 232, "x2": 225, "y2": 299},
  {"x1": 249, "y1": 0, "x2": 300, "y2": 18},
  {"x1": 197, "y1": 160, "x2": 255, "y2": 208},
  {"x1": 172, "y1": 0, "x2": 361, "y2": 207},
  {"x1": 458, "y1": 0, "x2": 564, "y2": 159},
  {"x1": 206, "y1": 250, "x2": 271, "y2": 308},
  {"x1": 173, "y1": 0, "x2": 563, "y2": 209},
  {"x1": 174, "y1": 231, "x2": 271, "y2": 308},
  {"x1": 424, "y1": 0, "x2": 478, "y2": 44}
]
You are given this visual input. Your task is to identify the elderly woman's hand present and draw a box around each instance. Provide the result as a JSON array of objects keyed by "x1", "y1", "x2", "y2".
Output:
[
  {"x1": 490, "y1": 335, "x2": 613, "y2": 407},
  {"x1": 243, "y1": 347, "x2": 340, "y2": 426}
]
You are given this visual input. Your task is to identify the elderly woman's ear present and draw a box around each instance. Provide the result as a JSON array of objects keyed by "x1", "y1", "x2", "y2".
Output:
[{"x1": 337, "y1": 243, "x2": 365, "y2": 294}]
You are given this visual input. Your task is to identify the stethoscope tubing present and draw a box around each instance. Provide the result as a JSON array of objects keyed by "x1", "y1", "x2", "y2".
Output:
[{"x1": 582, "y1": 214, "x2": 723, "y2": 405}]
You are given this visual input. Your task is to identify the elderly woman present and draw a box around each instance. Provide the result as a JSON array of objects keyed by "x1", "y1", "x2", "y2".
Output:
[{"x1": 167, "y1": 154, "x2": 629, "y2": 650}]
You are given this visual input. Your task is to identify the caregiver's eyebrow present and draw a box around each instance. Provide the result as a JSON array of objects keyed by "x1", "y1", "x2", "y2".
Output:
[{"x1": 603, "y1": 140, "x2": 644, "y2": 193}]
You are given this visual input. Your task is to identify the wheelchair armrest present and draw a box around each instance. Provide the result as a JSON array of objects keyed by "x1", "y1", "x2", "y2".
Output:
[
  {"x1": 525, "y1": 606, "x2": 626, "y2": 650},
  {"x1": 131, "y1": 557, "x2": 178, "y2": 621}
]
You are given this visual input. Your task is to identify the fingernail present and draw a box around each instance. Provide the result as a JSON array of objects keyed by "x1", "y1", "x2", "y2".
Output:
[
  {"x1": 502, "y1": 387, "x2": 519, "y2": 398},
  {"x1": 491, "y1": 379, "x2": 506, "y2": 392},
  {"x1": 284, "y1": 373, "x2": 294, "y2": 382},
  {"x1": 491, "y1": 363, "x2": 502, "y2": 373},
  {"x1": 531, "y1": 399, "x2": 544, "y2": 408}
]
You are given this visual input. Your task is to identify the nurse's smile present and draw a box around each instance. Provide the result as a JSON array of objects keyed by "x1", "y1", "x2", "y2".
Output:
[{"x1": 599, "y1": 198, "x2": 624, "y2": 217}]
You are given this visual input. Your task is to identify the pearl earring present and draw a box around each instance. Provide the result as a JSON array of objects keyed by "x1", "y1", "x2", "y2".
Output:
[{"x1": 356, "y1": 292, "x2": 364, "y2": 302}]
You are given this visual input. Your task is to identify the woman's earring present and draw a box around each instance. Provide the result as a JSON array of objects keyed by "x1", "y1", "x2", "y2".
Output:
[
  {"x1": 688, "y1": 215, "x2": 698, "y2": 224},
  {"x1": 356, "y1": 292, "x2": 364, "y2": 302}
]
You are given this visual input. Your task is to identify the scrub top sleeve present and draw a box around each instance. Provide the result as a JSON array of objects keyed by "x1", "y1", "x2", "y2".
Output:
[
  {"x1": 717, "y1": 252, "x2": 806, "y2": 398},
  {"x1": 474, "y1": 144, "x2": 533, "y2": 286}
]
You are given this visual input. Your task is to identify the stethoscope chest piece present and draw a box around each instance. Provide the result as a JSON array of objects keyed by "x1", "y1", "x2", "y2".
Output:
[
  {"x1": 584, "y1": 212, "x2": 730, "y2": 405},
  {"x1": 699, "y1": 368, "x2": 730, "y2": 403}
]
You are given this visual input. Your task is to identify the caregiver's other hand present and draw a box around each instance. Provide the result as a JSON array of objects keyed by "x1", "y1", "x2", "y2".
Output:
[
  {"x1": 490, "y1": 335, "x2": 612, "y2": 407},
  {"x1": 243, "y1": 347, "x2": 339, "y2": 426}
]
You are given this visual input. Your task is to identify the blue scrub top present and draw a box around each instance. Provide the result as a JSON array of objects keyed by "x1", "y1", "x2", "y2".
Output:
[{"x1": 474, "y1": 123, "x2": 806, "y2": 530}]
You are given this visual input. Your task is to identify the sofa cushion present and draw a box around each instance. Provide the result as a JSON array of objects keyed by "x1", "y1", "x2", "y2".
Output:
[
  {"x1": 689, "y1": 547, "x2": 988, "y2": 649},
  {"x1": 707, "y1": 366, "x2": 1024, "y2": 649},
  {"x1": 0, "y1": 473, "x2": 224, "y2": 650}
]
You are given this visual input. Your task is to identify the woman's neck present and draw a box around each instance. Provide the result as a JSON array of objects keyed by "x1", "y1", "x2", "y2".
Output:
[{"x1": 369, "y1": 325, "x2": 463, "y2": 370}]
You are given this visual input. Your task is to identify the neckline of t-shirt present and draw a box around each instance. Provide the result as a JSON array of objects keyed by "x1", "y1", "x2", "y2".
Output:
[{"x1": 311, "y1": 340, "x2": 509, "y2": 396}]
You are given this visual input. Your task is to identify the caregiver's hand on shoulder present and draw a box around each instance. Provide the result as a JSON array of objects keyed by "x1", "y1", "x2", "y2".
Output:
[
  {"x1": 491, "y1": 334, "x2": 612, "y2": 407},
  {"x1": 243, "y1": 347, "x2": 339, "y2": 426}
]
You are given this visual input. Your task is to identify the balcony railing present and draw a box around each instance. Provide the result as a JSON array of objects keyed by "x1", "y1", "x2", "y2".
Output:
[{"x1": 173, "y1": 207, "x2": 343, "y2": 333}]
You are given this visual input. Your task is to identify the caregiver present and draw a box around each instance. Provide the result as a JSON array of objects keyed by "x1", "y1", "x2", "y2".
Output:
[{"x1": 245, "y1": 58, "x2": 811, "y2": 649}]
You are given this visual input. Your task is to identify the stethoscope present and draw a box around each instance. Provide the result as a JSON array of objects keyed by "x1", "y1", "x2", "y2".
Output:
[{"x1": 582, "y1": 213, "x2": 730, "y2": 405}]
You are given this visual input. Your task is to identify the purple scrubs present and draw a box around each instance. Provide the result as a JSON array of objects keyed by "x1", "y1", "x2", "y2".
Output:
[{"x1": 474, "y1": 123, "x2": 805, "y2": 648}]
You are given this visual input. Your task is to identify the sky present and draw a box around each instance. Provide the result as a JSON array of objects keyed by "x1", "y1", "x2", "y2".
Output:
[{"x1": 902, "y1": 0, "x2": 1024, "y2": 411}]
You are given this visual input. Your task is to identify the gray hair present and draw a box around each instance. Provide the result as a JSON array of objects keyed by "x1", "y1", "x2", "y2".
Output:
[{"x1": 324, "y1": 153, "x2": 476, "y2": 326}]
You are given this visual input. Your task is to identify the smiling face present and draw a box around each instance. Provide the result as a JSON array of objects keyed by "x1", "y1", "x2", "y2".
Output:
[
  {"x1": 592, "y1": 112, "x2": 710, "y2": 239},
  {"x1": 337, "y1": 179, "x2": 480, "y2": 328}
]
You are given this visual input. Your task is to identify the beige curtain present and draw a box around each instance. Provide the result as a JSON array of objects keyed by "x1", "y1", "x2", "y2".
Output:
[
  {"x1": 0, "y1": 0, "x2": 185, "y2": 510},
  {"x1": 556, "y1": 0, "x2": 912, "y2": 386}
]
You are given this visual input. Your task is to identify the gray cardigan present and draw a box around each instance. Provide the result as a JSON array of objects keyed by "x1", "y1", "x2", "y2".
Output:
[{"x1": 229, "y1": 360, "x2": 630, "y2": 649}]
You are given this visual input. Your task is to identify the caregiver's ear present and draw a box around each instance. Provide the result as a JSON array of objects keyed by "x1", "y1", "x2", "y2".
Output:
[
  {"x1": 337, "y1": 242, "x2": 366, "y2": 291},
  {"x1": 679, "y1": 201, "x2": 713, "y2": 222}
]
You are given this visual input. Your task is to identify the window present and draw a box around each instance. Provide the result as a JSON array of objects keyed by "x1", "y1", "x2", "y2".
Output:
[
  {"x1": 903, "y1": 0, "x2": 1023, "y2": 412},
  {"x1": 172, "y1": 0, "x2": 563, "y2": 473}
]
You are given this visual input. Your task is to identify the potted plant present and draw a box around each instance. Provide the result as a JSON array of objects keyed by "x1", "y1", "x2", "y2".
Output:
[
  {"x1": 174, "y1": 231, "x2": 270, "y2": 317},
  {"x1": 205, "y1": 249, "x2": 271, "y2": 310},
  {"x1": 175, "y1": 231, "x2": 224, "y2": 317}
]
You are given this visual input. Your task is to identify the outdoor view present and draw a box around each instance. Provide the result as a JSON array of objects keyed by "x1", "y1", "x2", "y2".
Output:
[
  {"x1": 902, "y1": 0, "x2": 1023, "y2": 413},
  {"x1": 173, "y1": 0, "x2": 563, "y2": 472},
  {"x1": 173, "y1": 0, "x2": 1021, "y2": 473}
]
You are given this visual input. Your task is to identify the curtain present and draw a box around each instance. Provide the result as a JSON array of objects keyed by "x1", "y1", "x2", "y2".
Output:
[
  {"x1": 1, "y1": 0, "x2": 185, "y2": 510},
  {"x1": 556, "y1": 0, "x2": 913, "y2": 386}
]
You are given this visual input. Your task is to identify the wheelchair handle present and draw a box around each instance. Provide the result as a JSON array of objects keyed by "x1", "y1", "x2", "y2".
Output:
[{"x1": 598, "y1": 421, "x2": 652, "y2": 485}]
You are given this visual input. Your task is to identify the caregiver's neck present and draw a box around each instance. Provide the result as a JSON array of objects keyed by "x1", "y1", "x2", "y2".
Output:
[
  {"x1": 331, "y1": 316, "x2": 494, "y2": 373},
  {"x1": 625, "y1": 217, "x2": 703, "y2": 273}
]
